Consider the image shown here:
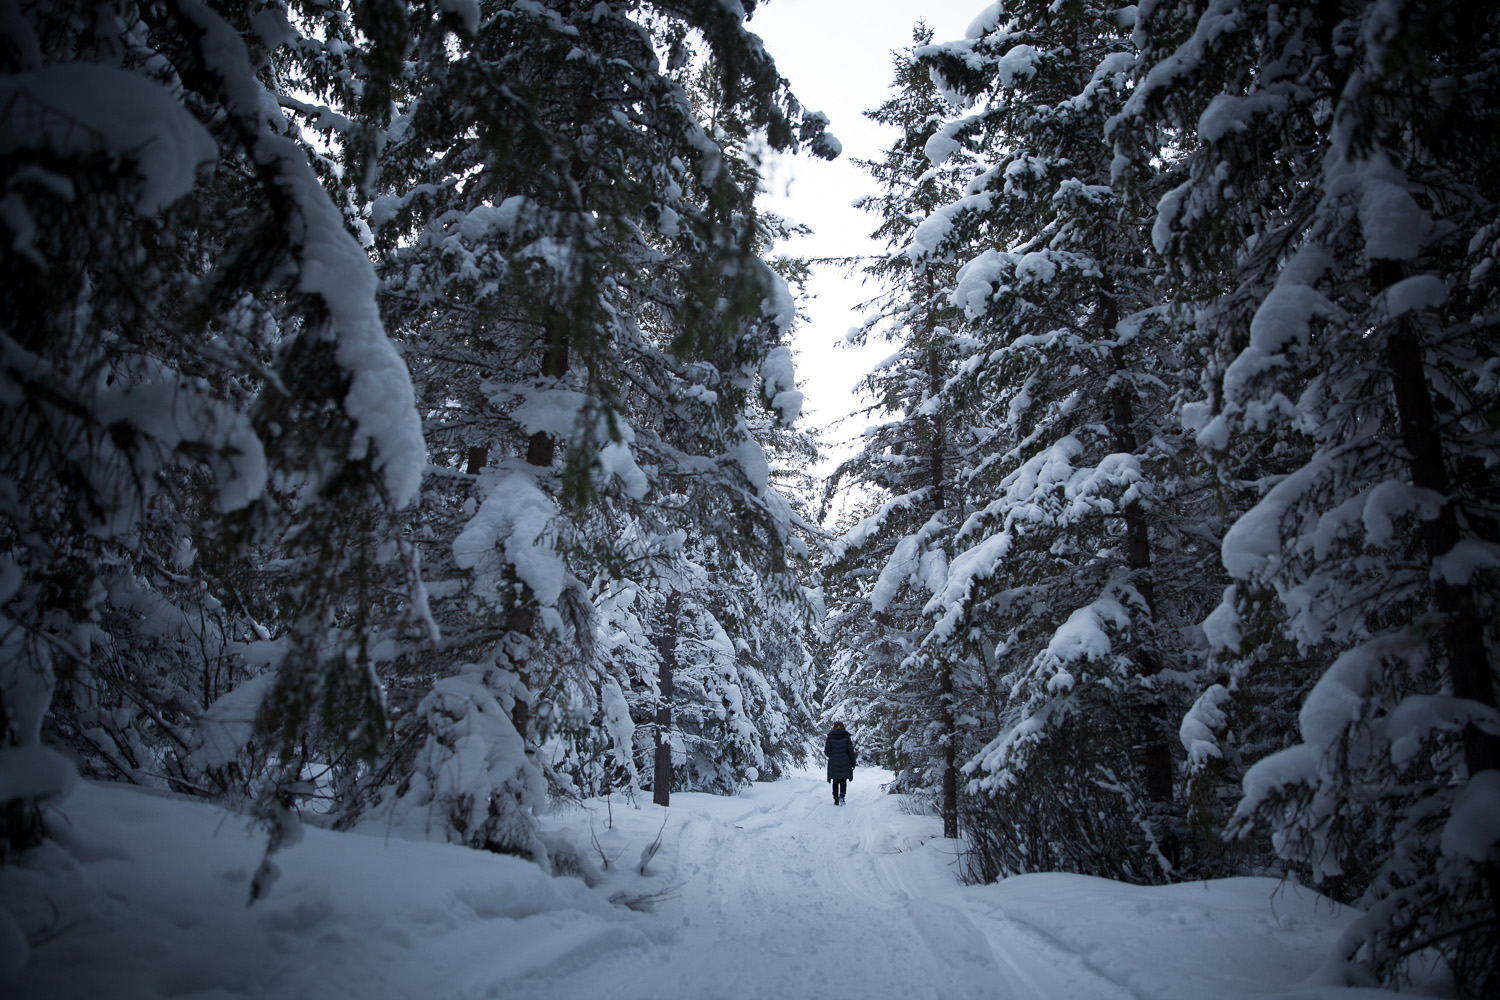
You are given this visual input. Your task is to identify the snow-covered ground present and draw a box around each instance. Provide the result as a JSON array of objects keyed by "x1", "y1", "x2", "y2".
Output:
[{"x1": 4, "y1": 769, "x2": 1420, "y2": 999}]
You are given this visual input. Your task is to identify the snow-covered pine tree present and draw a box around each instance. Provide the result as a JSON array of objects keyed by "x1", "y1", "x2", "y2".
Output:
[
  {"x1": 1107, "y1": 0, "x2": 1328, "y2": 881},
  {"x1": 339, "y1": 0, "x2": 827, "y2": 852},
  {"x1": 578, "y1": 44, "x2": 822, "y2": 801},
  {"x1": 1124, "y1": 0, "x2": 1500, "y2": 991},
  {"x1": 821, "y1": 24, "x2": 980, "y2": 835},
  {"x1": 0, "y1": 0, "x2": 426, "y2": 857},
  {"x1": 911, "y1": 1, "x2": 1207, "y2": 882}
]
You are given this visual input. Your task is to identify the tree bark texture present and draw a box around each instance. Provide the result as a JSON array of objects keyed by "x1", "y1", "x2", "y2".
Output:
[{"x1": 653, "y1": 589, "x2": 681, "y2": 808}]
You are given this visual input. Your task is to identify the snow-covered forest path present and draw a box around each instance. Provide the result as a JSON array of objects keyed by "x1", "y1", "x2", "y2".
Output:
[
  {"x1": 514, "y1": 772, "x2": 1151, "y2": 1000},
  {"x1": 6, "y1": 771, "x2": 1387, "y2": 1000}
]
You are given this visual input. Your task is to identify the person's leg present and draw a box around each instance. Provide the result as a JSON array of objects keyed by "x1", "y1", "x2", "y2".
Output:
[{"x1": 832, "y1": 778, "x2": 840, "y2": 803}]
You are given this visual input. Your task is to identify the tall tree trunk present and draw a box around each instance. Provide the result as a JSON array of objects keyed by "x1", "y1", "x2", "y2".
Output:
[
  {"x1": 1106, "y1": 291, "x2": 1177, "y2": 867},
  {"x1": 509, "y1": 317, "x2": 570, "y2": 736},
  {"x1": 1379, "y1": 264, "x2": 1500, "y2": 983},
  {"x1": 1375, "y1": 262, "x2": 1500, "y2": 773},
  {"x1": 653, "y1": 589, "x2": 681, "y2": 808},
  {"x1": 924, "y1": 285, "x2": 959, "y2": 839},
  {"x1": 1384, "y1": 330, "x2": 1500, "y2": 768},
  {"x1": 939, "y1": 660, "x2": 958, "y2": 838}
]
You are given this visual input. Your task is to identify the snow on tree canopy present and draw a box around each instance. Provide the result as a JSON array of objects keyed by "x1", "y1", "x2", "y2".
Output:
[
  {"x1": 1038, "y1": 598, "x2": 1131, "y2": 676},
  {"x1": 1200, "y1": 587, "x2": 1243, "y2": 654},
  {"x1": 89, "y1": 356, "x2": 268, "y2": 516},
  {"x1": 453, "y1": 474, "x2": 566, "y2": 608},
  {"x1": 508, "y1": 387, "x2": 590, "y2": 438},
  {"x1": 951, "y1": 248, "x2": 1008, "y2": 316},
  {"x1": 908, "y1": 191, "x2": 995, "y2": 263},
  {"x1": 1180, "y1": 684, "x2": 1232, "y2": 769},
  {"x1": 1381, "y1": 274, "x2": 1448, "y2": 319},
  {"x1": 759, "y1": 346, "x2": 802, "y2": 426},
  {"x1": 1441, "y1": 771, "x2": 1500, "y2": 864},
  {"x1": 1386, "y1": 695, "x2": 1500, "y2": 768},
  {"x1": 724, "y1": 440, "x2": 770, "y2": 494},
  {"x1": 965, "y1": 3, "x2": 1003, "y2": 39},
  {"x1": 598, "y1": 440, "x2": 649, "y2": 500},
  {"x1": 760, "y1": 268, "x2": 797, "y2": 333},
  {"x1": 0, "y1": 65, "x2": 217, "y2": 215},
  {"x1": 1297, "y1": 633, "x2": 1423, "y2": 772},
  {"x1": 1196, "y1": 92, "x2": 1289, "y2": 145},
  {"x1": 922, "y1": 113, "x2": 983, "y2": 167},
  {"x1": 191, "y1": 674, "x2": 278, "y2": 769},
  {"x1": 1332, "y1": 155, "x2": 1431, "y2": 263},
  {"x1": 436, "y1": 0, "x2": 482, "y2": 35},
  {"x1": 1220, "y1": 459, "x2": 1319, "y2": 581},
  {"x1": 287, "y1": 146, "x2": 426, "y2": 506},
  {"x1": 179, "y1": 0, "x2": 425, "y2": 507},
  {"x1": 1221, "y1": 249, "x2": 1342, "y2": 417}
]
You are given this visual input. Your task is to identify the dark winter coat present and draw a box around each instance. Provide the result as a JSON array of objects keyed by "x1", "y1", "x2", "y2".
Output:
[{"x1": 825, "y1": 729, "x2": 856, "y2": 781}]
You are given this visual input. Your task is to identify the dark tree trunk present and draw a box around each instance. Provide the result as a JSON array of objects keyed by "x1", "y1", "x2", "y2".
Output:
[
  {"x1": 1383, "y1": 328, "x2": 1500, "y2": 769},
  {"x1": 1106, "y1": 292, "x2": 1177, "y2": 867},
  {"x1": 653, "y1": 589, "x2": 681, "y2": 808},
  {"x1": 1378, "y1": 263, "x2": 1500, "y2": 985},
  {"x1": 508, "y1": 606, "x2": 535, "y2": 740},
  {"x1": 923, "y1": 289, "x2": 959, "y2": 839},
  {"x1": 508, "y1": 318, "x2": 571, "y2": 735},
  {"x1": 526, "y1": 315, "x2": 570, "y2": 469},
  {"x1": 1373, "y1": 260, "x2": 1500, "y2": 772},
  {"x1": 927, "y1": 345, "x2": 946, "y2": 514},
  {"x1": 939, "y1": 660, "x2": 958, "y2": 838}
]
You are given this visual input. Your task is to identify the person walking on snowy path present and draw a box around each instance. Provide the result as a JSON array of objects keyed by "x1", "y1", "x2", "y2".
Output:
[{"x1": 825, "y1": 722, "x2": 856, "y2": 805}]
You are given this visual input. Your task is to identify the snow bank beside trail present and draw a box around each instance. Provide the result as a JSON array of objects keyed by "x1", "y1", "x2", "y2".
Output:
[
  {"x1": 2, "y1": 782, "x2": 649, "y2": 1000},
  {"x1": 968, "y1": 872, "x2": 1408, "y2": 1000}
]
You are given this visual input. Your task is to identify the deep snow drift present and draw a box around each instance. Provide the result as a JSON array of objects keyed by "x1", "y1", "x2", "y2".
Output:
[{"x1": 3, "y1": 769, "x2": 1420, "y2": 999}]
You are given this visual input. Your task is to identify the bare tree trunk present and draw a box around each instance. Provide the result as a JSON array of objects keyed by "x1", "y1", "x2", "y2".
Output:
[{"x1": 653, "y1": 589, "x2": 681, "y2": 808}]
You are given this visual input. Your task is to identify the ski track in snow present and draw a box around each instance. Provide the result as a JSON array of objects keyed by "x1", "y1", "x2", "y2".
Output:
[{"x1": 511, "y1": 773, "x2": 1136, "y2": 1000}]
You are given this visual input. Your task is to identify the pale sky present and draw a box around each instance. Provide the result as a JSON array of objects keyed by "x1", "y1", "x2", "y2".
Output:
[{"x1": 747, "y1": 0, "x2": 986, "y2": 470}]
